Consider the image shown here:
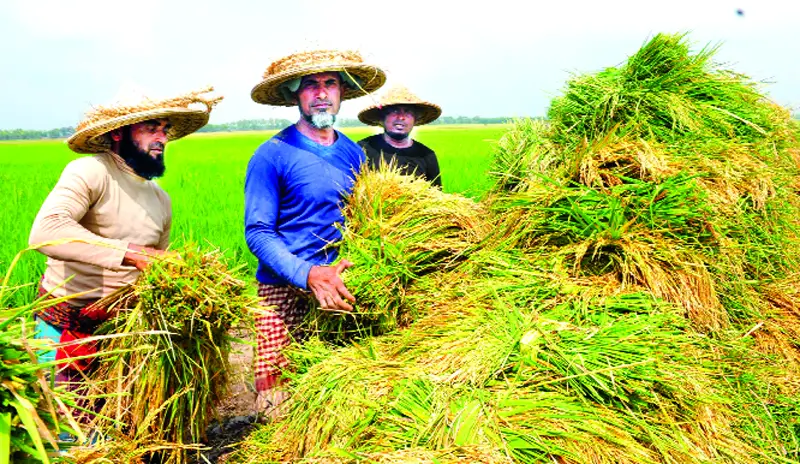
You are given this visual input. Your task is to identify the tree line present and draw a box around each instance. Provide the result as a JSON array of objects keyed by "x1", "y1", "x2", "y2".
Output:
[
  {"x1": 0, "y1": 116, "x2": 519, "y2": 141},
  {"x1": 0, "y1": 127, "x2": 75, "y2": 141},
  {"x1": 2, "y1": 114, "x2": 795, "y2": 141}
]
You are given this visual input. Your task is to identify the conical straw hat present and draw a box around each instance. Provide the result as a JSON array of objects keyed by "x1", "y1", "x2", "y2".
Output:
[
  {"x1": 67, "y1": 86, "x2": 223, "y2": 154},
  {"x1": 358, "y1": 84, "x2": 441, "y2": 126},
  {"x1": 251, "y1": 49, "x2": 385, "y2": 106}
]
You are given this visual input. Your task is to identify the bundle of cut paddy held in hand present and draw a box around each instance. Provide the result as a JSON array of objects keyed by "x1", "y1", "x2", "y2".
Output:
[
  {"x1": 83, "y1": 244, "x2": 258, "y2": 464},
  {"x1": 305, "y1": 164, "x2": 489, "y2": 343}
]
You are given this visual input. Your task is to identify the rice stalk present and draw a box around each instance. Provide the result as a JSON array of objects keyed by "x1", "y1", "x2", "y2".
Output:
[{"x1": 85, "y1": 244, "x2": 257, "y2": 464}]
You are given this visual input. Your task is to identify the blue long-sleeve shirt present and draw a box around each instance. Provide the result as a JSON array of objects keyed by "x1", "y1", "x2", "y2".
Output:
[{"x1": 244, "y1": 125, "x2": 366, "y2": 288}]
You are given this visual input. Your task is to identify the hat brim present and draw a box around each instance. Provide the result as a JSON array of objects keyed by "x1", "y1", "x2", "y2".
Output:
[
  {"x1": 358, "y1": 102, "x2": 442, "y2": 126},
  {"x1": 251, "y1": 63, "x2": 386, "y2": 106},
  {"x1": 67, "y1": 107, "x2": 210, "y2": 154}
]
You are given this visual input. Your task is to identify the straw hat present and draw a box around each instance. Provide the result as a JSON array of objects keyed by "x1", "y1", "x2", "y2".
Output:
[
  {"x1": 251, "y1": 50, "x2": 386, "y2": 106},
  {"x1": 358, "y1": 84, "x2": 441, "y2": 126},
  {"x1": 67, "y1": 86, "x2": 223, "y2": 154}
]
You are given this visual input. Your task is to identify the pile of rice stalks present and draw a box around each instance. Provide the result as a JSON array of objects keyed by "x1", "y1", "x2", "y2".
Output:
[
  {"x1": 219, "y1": 33, "x2": 800, "y2": 463},
  {"x1": 78, "y1": 245, "x2": 257, "y2": 464},
  {"x1": 304, "y1": 165, "x2": 488, "y2": 342},
  {"x1": 489, "y1": 33, "x2": 800, "y2": 331}
]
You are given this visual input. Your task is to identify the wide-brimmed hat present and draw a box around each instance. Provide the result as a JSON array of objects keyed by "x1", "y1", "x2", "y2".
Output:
[
  {"x1": 251, "y1": 49, "x2": 386, "y2": 106},
  {"x1": 358, "y1": 84, "x2": 441, "y2": 126},
  {"x1": 67, "y1": 86, "x2": 223, "y2": 154}
]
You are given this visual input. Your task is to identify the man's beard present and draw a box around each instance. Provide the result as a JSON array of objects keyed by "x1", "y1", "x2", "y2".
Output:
[
  {"x1": 301, "y1": 104, "x2": 337, "y2": 129},
  {"x1": 385, "y1": 130, "x2": 409, "y2": 141},
  {"x1": 118, "y1": 128, "x2": 166, "y2": 180}
]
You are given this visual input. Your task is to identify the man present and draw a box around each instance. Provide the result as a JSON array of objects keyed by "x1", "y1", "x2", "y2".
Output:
[
  {"x1": 245, "y1": 50, "x2": 385, "y2": 414},
  {"x1": 357, "y1": 84, "x2": 443, "y2": 187},
  {"x1": 29, "y1": 87, "x2": 221, "y2": 411}
]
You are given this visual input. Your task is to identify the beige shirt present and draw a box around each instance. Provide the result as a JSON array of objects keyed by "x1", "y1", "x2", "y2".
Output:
[{"x1": 29, "y1": 151, "x2": 171, "y2": 306}]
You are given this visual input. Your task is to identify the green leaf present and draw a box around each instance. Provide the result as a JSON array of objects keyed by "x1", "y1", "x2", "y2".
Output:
[
  {"x1": 8, "y1": 391, "x2": 49, "y2": 464},
  {"x1": 0, "y1": 412, "x2": 10, "y2": 464}
]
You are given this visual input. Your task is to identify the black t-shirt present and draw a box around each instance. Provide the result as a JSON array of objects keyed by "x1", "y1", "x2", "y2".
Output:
[{"x1": 357, "y1": 134, "x2": 442, "y2": 187}]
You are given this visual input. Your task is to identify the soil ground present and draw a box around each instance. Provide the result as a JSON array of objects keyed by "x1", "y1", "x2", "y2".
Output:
[{"x1": 200, "y1": 337, "x2": 259, "y2": 463}]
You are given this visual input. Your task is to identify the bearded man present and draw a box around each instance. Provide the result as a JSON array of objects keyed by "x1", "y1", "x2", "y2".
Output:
[
  {"x1": 30, "y1": 87, "x2": 221, "y2": 398},
  {"x1": 245, "y1": 50, "x2": 385, "y2": 415}
]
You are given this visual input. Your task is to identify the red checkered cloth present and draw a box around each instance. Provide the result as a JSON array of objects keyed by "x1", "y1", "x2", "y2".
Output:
[
  {"x1": 37, "y1": 285, "x2": 111, "y2": 332},
  {"x1": 254, "y1": 283, "x2": 310, "y2": 392},
  {"x1": 37, "y1": 284, "x2": 110, "y2": 372}
]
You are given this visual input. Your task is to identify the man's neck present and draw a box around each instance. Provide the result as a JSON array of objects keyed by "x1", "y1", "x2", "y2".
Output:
[
  {"x1": 106, "y1": 147, "x2": 147, "y2": 180},
  {"x1": 382, "y1": 132, "x2": 413, "y2": 149},
  {"x1": 296, "y1": 119, "x2": 336, "y2": 146}
]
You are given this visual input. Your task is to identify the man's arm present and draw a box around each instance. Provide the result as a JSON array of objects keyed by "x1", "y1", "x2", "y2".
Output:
[
  {"x1": 244, "y1": 152, "x2": 315, "y2": 289},
  {"x1": 29, "y1": 158, "x2": 133, "y2": 270},
  {"x1": 245, "y1": 150, "x2": 355, "y2": 311}
]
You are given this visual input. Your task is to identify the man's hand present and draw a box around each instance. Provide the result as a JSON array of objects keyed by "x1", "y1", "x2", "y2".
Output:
[
  {"x1": 122, "y1": 244, "x2": 178, "y2": 271},
  {"x1": 307, "y1": 260, "x2": 356, "y2": 312}
]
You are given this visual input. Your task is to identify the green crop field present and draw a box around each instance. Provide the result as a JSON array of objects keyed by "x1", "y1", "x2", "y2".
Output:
[{"x1": 0, "y1": 124, "x2": 508, "y2": 304}]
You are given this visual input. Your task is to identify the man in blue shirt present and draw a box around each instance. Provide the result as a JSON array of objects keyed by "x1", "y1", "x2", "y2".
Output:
[{"x1": 246, "y1": 50, "x2": 385, "y2": 416}]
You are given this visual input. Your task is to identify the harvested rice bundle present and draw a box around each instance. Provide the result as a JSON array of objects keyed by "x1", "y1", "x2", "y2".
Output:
[
  {"x1": 488, "y1": 80, "x2": 799, "y2": 329},
  {"x1": 85, "y1": 244, "x2": 257, "y2": 464},
  {"x1": 548, "y1": 33, "x2": 791, "y2": 146},
  {"x1": 230, "y1": 32, "x2": 800, "y2": 464},
  {"x1": 305, "y1": 165, "x2": 488, "y2": 342},
  {"x1": 300, "y1": 446, "x2": 514, "y2": 464},
  {"x1": 228, "y1": 342, "x2": 416, "y2": 462},
  {"x1": 488, "y1": 118, "x2": 560, "y2": 194},
  {"x1": 67, "y1": 429, "x2": 205, "y2": 464}
]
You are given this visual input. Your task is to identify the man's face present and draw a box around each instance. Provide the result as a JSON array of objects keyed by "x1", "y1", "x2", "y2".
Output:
[
  {"x1": 115, "y1": 119, "x2": 170, "y2": 179},
  {"x1": 295, "y1": 72, "x2": 343, "y2": 129},
  {"x1": 382, "y1": 105, "x2": 416, "y2": 140}
]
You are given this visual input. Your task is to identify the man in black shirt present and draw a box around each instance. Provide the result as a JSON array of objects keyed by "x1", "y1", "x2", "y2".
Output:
[{"x1": 357, "y1": 84, "x2": 443, "y2": 187}]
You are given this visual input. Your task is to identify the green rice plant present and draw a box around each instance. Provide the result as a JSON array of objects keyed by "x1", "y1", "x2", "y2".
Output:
[
  {"x1": 86, "y1": 244, "x2": 257, "y2": 464},
  {"x1": 0, "y1": 311, "x2": 66, "y2": 464},
  {"x1": 460, "y1": 247, "x2": 560, "y2": 309},
  {"x1": 0, "y1": 250, "x2": 84, "y2": 464}
]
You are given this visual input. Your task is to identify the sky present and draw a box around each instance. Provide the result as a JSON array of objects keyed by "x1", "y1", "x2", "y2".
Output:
[{"x1": 1, "y1": 0, "x2": 799, "y2": 130}]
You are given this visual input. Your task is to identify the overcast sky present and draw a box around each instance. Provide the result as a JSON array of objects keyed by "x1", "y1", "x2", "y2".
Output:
[{"x1": 1, "y1": 0, "x2": 798, "y2": 130}]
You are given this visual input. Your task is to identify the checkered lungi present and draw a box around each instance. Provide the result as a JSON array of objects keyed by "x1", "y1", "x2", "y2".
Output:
[
  {"x1": 35, "y1": 283, "x2": 109, "y2": 372},
  {"x1": 35, "y1": 283, "x2": 108, "y2": 424},
  {"x1": 255, "y1": 283, "x2": 310, "y2": 392}
]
